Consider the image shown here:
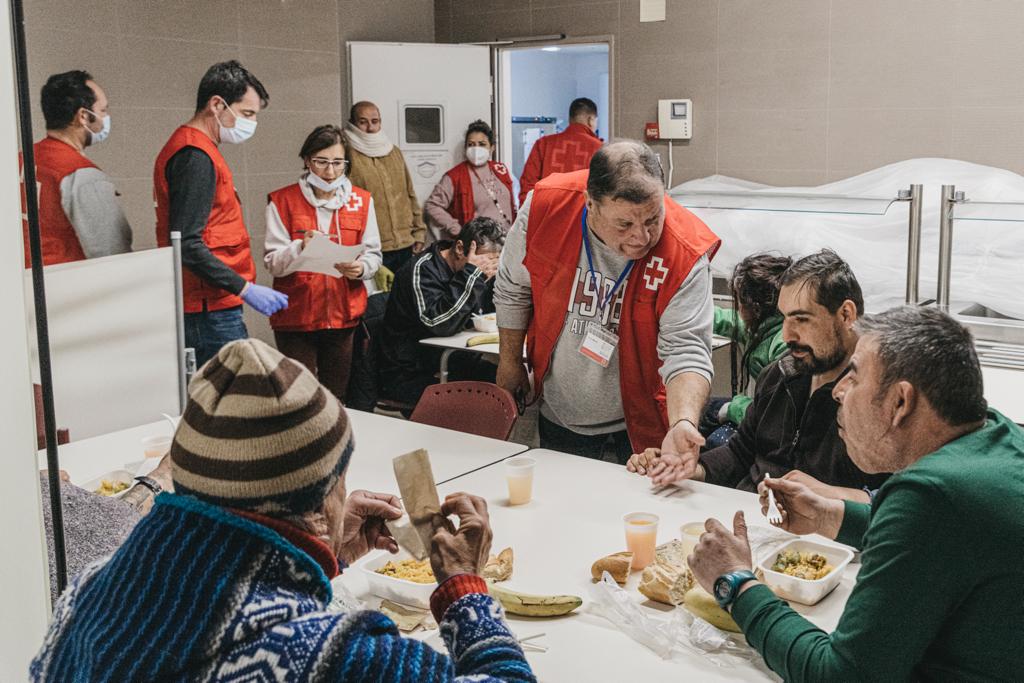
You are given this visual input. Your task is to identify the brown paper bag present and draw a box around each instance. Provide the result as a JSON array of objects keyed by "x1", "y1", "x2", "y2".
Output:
[{"x1": 389, "y1": 449, "x2": 440, "y2": 560}]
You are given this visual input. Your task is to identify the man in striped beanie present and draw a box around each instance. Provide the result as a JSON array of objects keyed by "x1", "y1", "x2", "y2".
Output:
[{"x1": 31, "y1": 339, "x2": 535, "y2": 683}]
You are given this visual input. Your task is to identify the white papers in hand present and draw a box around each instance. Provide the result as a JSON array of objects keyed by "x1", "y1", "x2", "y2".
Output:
[{"x1": 294, "y1": 232, "x2": 365, "y2": 277}]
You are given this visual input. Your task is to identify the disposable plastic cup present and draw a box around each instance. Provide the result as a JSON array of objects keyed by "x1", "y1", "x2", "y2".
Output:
[
  {"x1": 623, "y1": 512, "x2": 659, "y2": 570},
  {"x1": 505, "y1": 456, "x2": 536, "y2": 505},
  {"x1": 680, "y1": 521, "x2": 705, "y2": 558},
  {"x1": 141, "y1": 435, "x2": 172, "y2": 459}
]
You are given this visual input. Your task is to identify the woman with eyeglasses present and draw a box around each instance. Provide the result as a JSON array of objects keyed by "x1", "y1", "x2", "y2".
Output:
[{"x1": 263, "y1": 124, "x2": 382, "y2": 402}]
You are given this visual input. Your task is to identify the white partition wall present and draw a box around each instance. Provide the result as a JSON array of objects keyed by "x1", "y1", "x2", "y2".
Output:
[
  {"x1": 0, "y1": 1, "x2": 52, "y2": 675},
  {"x1": 23, "y1": 249, "x2": 181, "y2": 440}
]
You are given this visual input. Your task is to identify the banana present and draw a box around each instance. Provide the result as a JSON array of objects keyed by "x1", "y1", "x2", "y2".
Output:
[
  {"x1": 682, "y1": 586, "x2": 741, "y2": 633},
  {"x1": 466, "y1": 333, "x2": 500, "y2": 347},
  {"x1": 487, "y1": 582, "x2": 583, "y2": 617}
]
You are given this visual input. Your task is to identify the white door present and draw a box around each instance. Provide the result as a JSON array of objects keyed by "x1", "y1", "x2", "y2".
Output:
[{"x1": 348, "y1": 42, "x2": 492, "y2": 230}]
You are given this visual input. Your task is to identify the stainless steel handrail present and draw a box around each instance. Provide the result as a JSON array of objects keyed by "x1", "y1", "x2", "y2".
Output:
[{"x1": 902, "y1": 185, "x2": 923, "y2": 304}]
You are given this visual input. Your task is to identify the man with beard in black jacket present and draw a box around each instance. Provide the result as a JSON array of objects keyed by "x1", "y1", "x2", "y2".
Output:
[
  {"x1": 378, "y1": 216, "x2": 504, "y2": 404},
  {"x1": 631, "y1": 249, "x2": 889, "y2": 501}
]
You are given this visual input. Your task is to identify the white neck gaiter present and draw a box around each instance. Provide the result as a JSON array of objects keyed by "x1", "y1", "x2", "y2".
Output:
[{"x1": 344, "y1": 121, "x2": 394, "y2": 158}]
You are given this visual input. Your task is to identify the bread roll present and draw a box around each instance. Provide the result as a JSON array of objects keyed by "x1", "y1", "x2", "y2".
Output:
[
  {"x1": 591, "y1": 551, "x2": 633, "y2": 583},
  {"x1": 655, "y1": 539, "x2": 689, "y2": 570},
  {"x1": 638, "y1": 560, "x2": 694, "y2": 605}
]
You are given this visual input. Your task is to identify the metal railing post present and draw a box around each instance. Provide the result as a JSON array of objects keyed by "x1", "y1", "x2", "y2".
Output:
[
  {"x1": 902, "y1": 184, "x2": 923, "y2": 304},
  {"x1": 936, "y1": 185, "x2": 957, "y2": 311},
  {"x1": 170, "y1": 231, "x2": 187, "y2": 412}
]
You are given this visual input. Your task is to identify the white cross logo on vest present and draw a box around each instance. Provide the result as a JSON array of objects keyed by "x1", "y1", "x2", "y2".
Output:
[
  {"x1": 643, "y1": 256, "x2": 668, "y2": 291},
  {"x1": 344, "y1": 192, "x2": 364, "y2": 212}
]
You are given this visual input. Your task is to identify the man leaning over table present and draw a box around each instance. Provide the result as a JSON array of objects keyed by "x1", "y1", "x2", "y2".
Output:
[
  {"x1": 31, "y1": 339, "x2": 535, "y2": 683},
  {"x1": 494, "y1": 140, "x2": 720, "y2": 463},
  {"x1": 688, "y1": 306, "x2": 1024, "y2": 681}
]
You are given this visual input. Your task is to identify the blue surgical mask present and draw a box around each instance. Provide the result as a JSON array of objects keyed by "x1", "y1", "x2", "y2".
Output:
[
  {"x1": 85, "y1": 110, "x2": 110, "y2": 144},
  {"x1": 217, "y1": 99, "x2": 256, "y2": 144}
]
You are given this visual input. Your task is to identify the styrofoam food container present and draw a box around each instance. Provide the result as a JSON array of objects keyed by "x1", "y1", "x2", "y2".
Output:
[
  {"x1": 757, "y1": 539, "x2": 854, "y2": 606},
  {"x1": 83, "y1": 470, "x2": 135, "y2": 499},
  {"x1": 360, "y1": 551, "x2": 437, "y2": 609},
  {"x1": 471, "y1": 313, "x2": 498, "y2": 333}
]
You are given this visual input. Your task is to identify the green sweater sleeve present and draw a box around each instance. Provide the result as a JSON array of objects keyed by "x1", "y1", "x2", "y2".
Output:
[
  {"x1": 836, "y1": 500, "x2": 871, "y2": 549},
  {"x1": 725, "y1": 395, "x2": 752, "y2": 425},
  {"x1": 732, "y1": 480, "x2": 965, "y2": 682},
  {"x1": 713, "y1": 306, "x2": 747, "y2": 341}
]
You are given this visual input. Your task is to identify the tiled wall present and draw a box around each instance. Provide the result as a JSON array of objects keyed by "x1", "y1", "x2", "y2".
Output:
[
  {"x1": 438, "y1": 0, "x2": 1024, "y2": 186},
  {"x1": 24, "y1": 0, "x2": 434, "y2": 342}
]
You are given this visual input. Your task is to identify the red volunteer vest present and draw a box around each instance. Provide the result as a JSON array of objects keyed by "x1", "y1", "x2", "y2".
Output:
[
  {"x1": 154, "y1": 126, "x2": 255, "y2": 313},
  {"x1": 523, "y1": 170, "x2": 721, "y2": 452},
  {"x1": 518, "y1": 123, "x2": 602, "y2": 205},
  {"x1": 268, "y1": 183, "x2": 371, "y2": 332},
  {"x1": 20, "y1": 137, "x2": 96, "y2": 267},
  {"x1": 444, "y1": 160, "x2": 516, "y2": 228}
]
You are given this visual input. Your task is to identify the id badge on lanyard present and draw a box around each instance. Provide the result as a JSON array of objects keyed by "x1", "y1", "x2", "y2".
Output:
[{"x1": 577, "y1": 207, "x2": 634, "y2": 368}]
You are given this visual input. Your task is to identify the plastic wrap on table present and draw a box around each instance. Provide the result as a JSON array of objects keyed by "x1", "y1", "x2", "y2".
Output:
[{"x1": 588, "y1": 572, "x2": 776, "y2": 676}]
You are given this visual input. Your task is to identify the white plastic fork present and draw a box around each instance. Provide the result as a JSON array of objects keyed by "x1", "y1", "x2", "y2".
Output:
[{"x1": 764, "y1": 473, "x2": 784, "y2": 525}]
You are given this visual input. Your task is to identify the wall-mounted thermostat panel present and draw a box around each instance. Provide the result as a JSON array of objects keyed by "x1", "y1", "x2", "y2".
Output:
[{"x1": 657, "y1": 99, "x2": 692, "y2": 139}]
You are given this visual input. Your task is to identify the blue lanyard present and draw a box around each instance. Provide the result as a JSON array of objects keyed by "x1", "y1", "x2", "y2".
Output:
[{"x1": 581, "y1": 206, "x2": 634, "y2": 313}]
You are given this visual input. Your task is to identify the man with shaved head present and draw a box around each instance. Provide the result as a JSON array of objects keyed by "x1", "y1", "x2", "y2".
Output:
[
  {"x1": 494, "y1": 140, "x2": 721, "y2": 462},
  {"x1": 346, "y1": 100, "x2": 427, "y2": 273}
]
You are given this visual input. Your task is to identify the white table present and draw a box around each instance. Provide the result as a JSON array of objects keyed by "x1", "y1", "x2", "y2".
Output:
[
  {"x1": 981, "y1": 365, "x2": 1024, "y2": 424},
  {"x1": 341, "y1": 448, "x2": 854, "y2": 682},
  {"x1": 420, "y1": 331, "x2": 732, "y2": 383},
  {"x1": 342, "y1": 410, "x2": 527, "y2": 492},
  {"x1": 420, "y1": 330, "x2": 503, "y2": 383},
  {"x1": 39, "y1": 410, "x2": 528, "y2": 495}
]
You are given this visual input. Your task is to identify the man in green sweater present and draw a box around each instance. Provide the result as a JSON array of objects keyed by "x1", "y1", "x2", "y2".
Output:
[{"x1": 688, "y1": 306, "x2": 1024, "y2": 681}]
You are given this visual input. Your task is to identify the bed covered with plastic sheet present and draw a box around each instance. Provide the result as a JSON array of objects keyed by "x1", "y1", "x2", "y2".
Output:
[{"x1": 669, "y1": 158, "x2": 1024, "y2": 320}]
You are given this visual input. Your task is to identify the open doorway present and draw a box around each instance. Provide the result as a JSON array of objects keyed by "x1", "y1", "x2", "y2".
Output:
[{"x1": 496, "y1": 42, "x2": 611, "y2": 198}]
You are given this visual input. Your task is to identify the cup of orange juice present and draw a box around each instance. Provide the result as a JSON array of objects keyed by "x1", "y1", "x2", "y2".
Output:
[
  {"x1": 680, "y1": 521, "x2": 705, "y2": 558},
  {"x1": 623, "y1": 512, "x2": 659, "y2": 570},
  {"x1": 141, "y1": 435, "x2": 172, "y2": 459},
  {"x1": 505, "y1": 456, "x2": 536, "y2": 505}
]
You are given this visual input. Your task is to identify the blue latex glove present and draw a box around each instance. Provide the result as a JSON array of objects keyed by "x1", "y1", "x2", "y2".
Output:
[{"x1": 241, "y1": 284, "x2": 288, "y2": 317}]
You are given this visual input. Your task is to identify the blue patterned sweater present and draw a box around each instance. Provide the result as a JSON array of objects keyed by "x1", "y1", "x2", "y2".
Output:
[{"x1": 30, "y1": 494, "x2": 535, "y2": 682}]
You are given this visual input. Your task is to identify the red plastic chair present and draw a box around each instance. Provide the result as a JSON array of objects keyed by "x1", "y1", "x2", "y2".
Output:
[
  {"x1": 410, "y1": 381, "x2": 518, "y2": 440},
  {"x1": 34, "y1": 384, "x2": 70, "y2": 449}
]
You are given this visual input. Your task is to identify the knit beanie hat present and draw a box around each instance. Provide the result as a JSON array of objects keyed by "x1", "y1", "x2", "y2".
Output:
[{"x1": 170, "y1": 339, "x2": 353, "y2": 515}]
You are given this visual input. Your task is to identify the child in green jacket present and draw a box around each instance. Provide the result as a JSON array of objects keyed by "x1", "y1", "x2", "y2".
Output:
[{"x1": 702, "y1": 253, "x2": 791, "y2": 449}]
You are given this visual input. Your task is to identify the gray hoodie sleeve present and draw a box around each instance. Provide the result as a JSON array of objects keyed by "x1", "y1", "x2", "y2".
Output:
[
  {"x1": 657, "y1": 253, "x2": 714, "y2": 385},
  {"x1": 493, "y1": 191, "x2": 533, "y2": 330}
]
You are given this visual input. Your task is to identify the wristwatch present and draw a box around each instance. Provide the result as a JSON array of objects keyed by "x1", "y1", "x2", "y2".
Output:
[
  {"x1": 132, "y1": 475, "x2": 163, "y2": 495},
  {"x1": 713, "y1": 570, "x2": 757, "y2": 611}
]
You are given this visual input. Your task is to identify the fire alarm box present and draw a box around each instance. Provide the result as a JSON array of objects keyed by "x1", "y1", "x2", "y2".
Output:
[
  {"x1": 644, "y1": 122, "x2": 660, "y2": 141},
  {"x1": 657, "y1": 99, "x2": 692, "y2": 139}
]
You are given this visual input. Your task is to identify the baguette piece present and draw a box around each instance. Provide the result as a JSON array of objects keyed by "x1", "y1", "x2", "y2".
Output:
[
  {"x1": 638, "y1": 560, "x2": 695, "y2": 605},
  {"x1": 591, "y1": 551, "x2": 633, "y2": 583}
]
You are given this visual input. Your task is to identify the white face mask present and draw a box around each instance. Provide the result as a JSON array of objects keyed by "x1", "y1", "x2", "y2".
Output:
[
  {"x1": 85, "y1": 110, "x2": 110, "y2": 144},
  {"x1": 466, "y1": 146, "x2": 490, "y2": 167},
  {"x1": 306, "y1": 170, "x2": 346, "y2": 193},
  {"x1": 217, "y1": 100, "x2": 256, "y2": 144}
]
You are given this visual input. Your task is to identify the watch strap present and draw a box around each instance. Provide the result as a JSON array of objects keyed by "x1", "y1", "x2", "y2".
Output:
[
  {"x1": 133, "y1": 475, "x2": 163, "y2": 495},
  {"x1": 714, "y1": 569, "x2": 757, "y2": 610}
]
